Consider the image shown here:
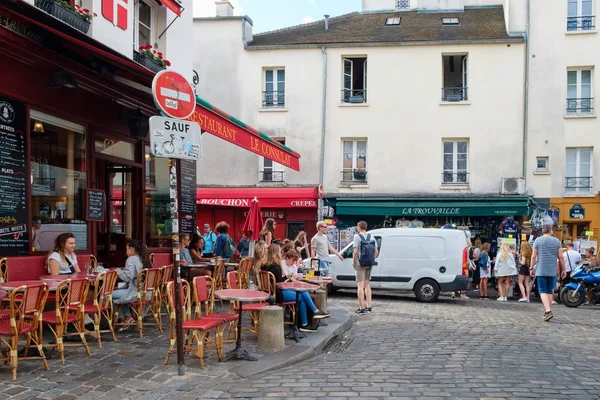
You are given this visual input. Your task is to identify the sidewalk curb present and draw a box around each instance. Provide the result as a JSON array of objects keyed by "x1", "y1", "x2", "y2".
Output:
[{"x1": 229, "y1": 305, "x2": 352, "y2": 378}]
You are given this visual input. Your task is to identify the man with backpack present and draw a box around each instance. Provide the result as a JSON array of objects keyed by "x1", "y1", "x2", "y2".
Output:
[{"x1": 352, "y1": 221, "x2": 378, "y2": 315}]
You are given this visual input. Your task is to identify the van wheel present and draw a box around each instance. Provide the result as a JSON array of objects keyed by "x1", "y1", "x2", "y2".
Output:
[
  {"x1": 327, "y1": 283, "x2": 337, "y2": 295},
  {"x1": 414, "y1": 279, "x2": 440, "y2": 303}
]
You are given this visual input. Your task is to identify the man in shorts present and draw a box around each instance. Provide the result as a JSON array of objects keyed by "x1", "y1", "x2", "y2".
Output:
[
  {"x1": 531, "y1": 225, "x2": 566, "y2": 321},
  {"x1": 311, "y1": 221, "x2": 343, "y2": 276},
  {"x1": 352, "y1": 221, "x2": 378, "y2": 315}
]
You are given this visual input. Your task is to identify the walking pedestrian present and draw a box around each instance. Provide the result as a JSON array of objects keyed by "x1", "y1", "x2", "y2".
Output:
[
  {"x1": 478, "y1": 243, "x2": 491, "y2": 299},
  {"x1": 494, "y1": 243, "x2": 518, "y2": 301},
  {"x1": 517, "y1": 241, "x2": 533, "y2": 302},
  {"x1": 310, "y1": 221, "x2": 343, "y2": 276},
  {"x1": 352, "y1": 221, "x2": 378, "y2": 315},
  {"x1": 531, "y1": 225, "x2": 566, "y2": 321}
]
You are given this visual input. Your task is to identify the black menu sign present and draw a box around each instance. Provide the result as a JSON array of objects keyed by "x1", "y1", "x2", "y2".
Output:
[
  {"x1": 0, "y1": 95, "x2": 29, "y2": 256},
  {"x1": 86, "y1": 189, "x2": 105, "y2": 222},
  {"x1": 178, "y1": 159, "x2": 197, "y2": 236}
]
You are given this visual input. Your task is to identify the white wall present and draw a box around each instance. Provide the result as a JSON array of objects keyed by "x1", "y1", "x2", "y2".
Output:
[
  {"x1": 362, "y1": 0, "x2": 397, "y2": 12},
  {"x1": 527, "y1": 0, "x2": 600, "y2": 198}
]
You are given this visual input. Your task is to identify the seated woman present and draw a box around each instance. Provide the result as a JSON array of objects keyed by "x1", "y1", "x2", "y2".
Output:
[
  {"x1": 282, "y1": 249, "x2": 300, "y2": 281},
  {"x1": 261, "y1": 244, "x2": 330, "y2": 333},
  {"x1": 47, "y1": 233, "x2": 81, "y2": 275},
  {"x1": 112, "y1": 239, "x2": 151, "y2": 328},
  {"x1": 187, "y1": 233, "x2": 211, "y2": 278}
]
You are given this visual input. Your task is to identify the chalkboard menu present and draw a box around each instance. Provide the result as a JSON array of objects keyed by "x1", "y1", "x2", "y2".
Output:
[
  {"x1": 0, "y1": 95, "x2": 29, "y2": 256},
  {"x1": 178, "y1": 159, "x2": 197, "y2": 236},
  {"x1": 86, "y1": 189, "x2": 105, "y2": 222}
]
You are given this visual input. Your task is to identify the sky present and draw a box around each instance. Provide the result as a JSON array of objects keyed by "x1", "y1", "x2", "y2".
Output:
[{"x1": 194, "y1": 0, "x2": 362, "y2": 33}]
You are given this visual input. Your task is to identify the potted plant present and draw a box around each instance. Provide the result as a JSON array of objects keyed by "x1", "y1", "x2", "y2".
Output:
[
  {"x1": 35, "y1": 0, "x2": 97, "y2": 33},
  {"x1": 134, "y1": 44, "x2": 171, "y2": 73},
  {"x1": 353, "y1": 168, "x2": 366, "y2": 181}
]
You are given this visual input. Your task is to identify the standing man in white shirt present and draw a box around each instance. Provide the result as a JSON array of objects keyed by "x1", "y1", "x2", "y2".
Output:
[
  {"x1": 562, "y1": 241, "x2": 581, "y2": 285},
  {"x1": 311, "y1": 221, "x2": 343, "y2": 276}
]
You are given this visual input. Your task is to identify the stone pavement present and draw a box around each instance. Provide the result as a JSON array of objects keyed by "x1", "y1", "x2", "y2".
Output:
[
  {"x1": 214, "y1": 290, "x2": 600, "y2": 400},
  {"x1": 2, "y1": 289, "x2": 600, "y2": 399}
]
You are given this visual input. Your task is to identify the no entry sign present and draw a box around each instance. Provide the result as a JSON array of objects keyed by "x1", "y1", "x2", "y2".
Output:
[{"x1": 152, "y1": 70, "x2": 196, "y2": 119}]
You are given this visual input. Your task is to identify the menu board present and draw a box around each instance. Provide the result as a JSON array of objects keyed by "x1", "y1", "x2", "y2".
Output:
[
  {"x1": 0, "y1": 96, "x2": 29, "y2": 256},
  {"x1": 86, "y1": 189, "x2": 105, "y2": 222},
  {"x1": 178, "y1": 159, "x2": 197, "y2": 236}
]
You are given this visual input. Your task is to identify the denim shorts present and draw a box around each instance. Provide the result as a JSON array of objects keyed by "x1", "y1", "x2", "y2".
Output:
[
  {"x1": 318, "y1": 260, "x2": 330, "y2": 276},
  {"x1": 537, "y1": 276, "x2": 557, "y2": 295}
]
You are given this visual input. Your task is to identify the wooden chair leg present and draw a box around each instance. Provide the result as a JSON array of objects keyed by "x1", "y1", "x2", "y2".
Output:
[
  {"x1": 94, "y1": 312, "x2": 102, "y2": 349},
  {"x1": 10, "y1": 334, "x2": 17, "y2": 380}
]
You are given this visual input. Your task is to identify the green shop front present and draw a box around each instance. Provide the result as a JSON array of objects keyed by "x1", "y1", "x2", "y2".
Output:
[{"x1": 330, "y1": 196, "x2": 530, "y2": 240}]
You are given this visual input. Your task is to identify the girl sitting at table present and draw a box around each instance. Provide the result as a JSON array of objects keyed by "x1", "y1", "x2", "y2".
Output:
[
  {"x1": 189, "y1": 234, "x2": 205, "y2": 262},
  {"x1": 261, "y1": 244, "x2": 330, "y2": 333},
  {"x1": 112, "y1": 239, "x2": 151, "y2": 328},
  {"x1": 282, "y1": 249, "x2": 300, "y2": 281},
  {"x1": 47, "y1": 232, "x2": 81, "y2": 275}
]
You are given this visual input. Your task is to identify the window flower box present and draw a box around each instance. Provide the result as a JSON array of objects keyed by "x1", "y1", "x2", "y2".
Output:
[
  {"x1": 133, "y1": 51, "x2": 166, "y2": 73},
  {"x1": 134, "y1": 45, "x2": 170, "y2": 73},
  {"x1": 35, "y1": 0, "x2": 94, "y2": 34}
]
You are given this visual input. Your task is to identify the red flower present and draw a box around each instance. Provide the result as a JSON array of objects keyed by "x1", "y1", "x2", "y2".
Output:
[
  {"x1": 157, "y1": 52, "x2": 163, "y2": 57},
  {"x1": 153, "y1": 49, "x2": 157, "y2": 53},
  {"x1": 158, "y1": 54, "x2": 163, "y2": 59},
  {"x1": 145, "y1": 44, "x2": 153, "y2": 49},
  {"x1": 139, "y1": 45, "x2": 144, "y2": 50},
  {"x1": 82, "y1": 8, "x2": 89, "y2": 12},
  {"x1": 165, "y1": 60, "x2": 171, "y2": 66},
  {"x1": 93, "y1": 13, "x2": 97, "y2": 17},
  {"x1": 74, "y1": 4, "x2": 80, "y2": 8}
]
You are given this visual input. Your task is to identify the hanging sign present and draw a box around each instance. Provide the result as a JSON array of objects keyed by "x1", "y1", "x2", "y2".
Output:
[
  {"x1": 569, "y1": 204, "x2": 585, "y2": 219},
  {"x1": 149, "y1": 116, "x2": 201, "y2": 160}
]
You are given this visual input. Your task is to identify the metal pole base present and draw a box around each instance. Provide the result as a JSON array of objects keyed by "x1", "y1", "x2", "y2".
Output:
[
  {"x1": 220, "y1": 347, "x2": 257, "y2": 362},
  {"x1": 177, "y1": 364, "x2": 185, "y2": 376}
]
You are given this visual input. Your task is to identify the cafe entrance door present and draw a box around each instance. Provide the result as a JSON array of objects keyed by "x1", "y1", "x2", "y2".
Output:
[{"x1": 96, "y1": 162, "x2": 143, "y2": 267}]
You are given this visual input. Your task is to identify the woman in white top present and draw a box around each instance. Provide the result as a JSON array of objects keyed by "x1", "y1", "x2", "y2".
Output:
[
  {"x1": 494, "y1": 243, "x2": 518, "y2": 301},
  {"x1": 282, "y1": 250, "x2": 300, "y2": 281},
  {"x1": 47, "y1": 233, "x2": 81, "y2": 275}
]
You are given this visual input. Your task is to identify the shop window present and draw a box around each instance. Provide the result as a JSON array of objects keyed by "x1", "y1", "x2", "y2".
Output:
[
  {"x1": 342, "y1": 57, "x2": 367, "y2": 103},
  {"x1": 145, "y1": 146, "x2": 172, "y2": 248},
  {"x1": 442, "y1": 140, "x2": 468, "y2": 184},
  {"x1": 263, "y1": 68, "x2": 285, "y2": 107},
  {"x1": 30, "y1": 113, "x2": 87, "y2": 251},
  {"x1": 341, "y1": 139, "x2": 367, "y2": 183},
  {"x1": 565, "y1": 147, "x2": 593, "y2": 193},
  {"x1": 261, "y1": 138, "x2": 286, "y2": 182}
]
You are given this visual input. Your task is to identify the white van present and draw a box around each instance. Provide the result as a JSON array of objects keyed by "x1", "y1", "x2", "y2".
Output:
[{"x1": 327, "y1": 228, "x2": 469, "y2": 302}]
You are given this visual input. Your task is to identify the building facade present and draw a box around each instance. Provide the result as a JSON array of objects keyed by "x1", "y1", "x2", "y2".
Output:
[
  {"x1": 0, "y1": 0, "x2": 193, "y2": 264},
  {"x1": 526, "y1": 0, "x2": 600, "y2": 243},
  {"x1": 193, "y1": 0, "x2": 528, "y2": 243}
]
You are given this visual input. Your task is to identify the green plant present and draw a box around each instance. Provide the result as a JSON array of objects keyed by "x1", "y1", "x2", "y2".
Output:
[
  {"x1": 138, "y1": 44, "x2": 171, "y2": 67},
  {"x1": 55, "y1": 0, "x2": 98, "y2": 22}
]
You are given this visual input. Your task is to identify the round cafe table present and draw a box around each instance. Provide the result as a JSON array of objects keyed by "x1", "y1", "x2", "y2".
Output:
[
  {"x1": 276, "y1": 281, "x2": 319, "y2": 342},
  {"x1": 214, "y1": 289, "x2": 269, "y2": 362},
  {"x1": 0, "y1": 280, "x2": 59, "y2": 292}
]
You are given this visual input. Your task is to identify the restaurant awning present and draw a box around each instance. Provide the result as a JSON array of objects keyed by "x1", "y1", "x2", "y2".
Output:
[
  {"x1": 189, "y1": 97, "x2": 301, "y2": 171},
  {"x1": 197, "y1": 187, "x2": 318, "y2": 208},
  {"x1": 335, "y1": 197, "x2": 530, "y2": 217}
]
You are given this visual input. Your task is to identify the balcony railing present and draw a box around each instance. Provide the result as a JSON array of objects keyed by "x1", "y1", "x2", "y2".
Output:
[
  {"x1": 262, "y1": 91, "x2": 285, "y2": 107},
  {"x1": 260, "y1": 170, "x2": 285, "y2": 182},
  {"x1": 442, "y1": 87, "x2": 468, "y2": 102},
  {"x1": 567, "y1": 98, "x2": 593, "y2": 113},
  {"x1": 341, "y1": 169, "x2": 367, "y2": 183},
  {"x1": 567, "y1": 16, "x2": 595, "y2": 31},
  {"x1": 565, "y1": 176, "x2": 593, "y2": 191},
  {"x1": 341, "y1": 89, "x2": 367, "y2": 104},
  {"x1": 442, "y1": 171, "x2": 469, "y2": 184}
]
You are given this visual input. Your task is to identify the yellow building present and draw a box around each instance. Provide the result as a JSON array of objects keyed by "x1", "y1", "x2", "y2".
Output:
[{"x1": 551, "y1": 196, "x2": 600, "y2": 243}]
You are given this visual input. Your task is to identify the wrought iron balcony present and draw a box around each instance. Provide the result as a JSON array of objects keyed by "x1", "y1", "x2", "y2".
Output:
[
  {"x1": 567, "y1": 98, "x2": 593, "y2": 113},
  {"x1": 442, "y1": 87, "x2": 468, "y2": 102},
  {"x1": 567, "y1": 16, "x2": 595, "y2": 31},
  {"x1": 262, "y1": 91, "x2": 285, "y2": 108},
  {"x1": 442, "y1": 171, "x2": 469, "y2": 184},
  {"x1": 341, "y1": 169, "x2": 367, "y2": 183},
  {"x1": 260, "y1": 170, "x2": 285, "y2": 182},
  {"x1": 341, "y1": 89, "x2": 367, "y2": 104},
  {"x1": 565, "y1": 176, "x2": 592, "y2": 191}
]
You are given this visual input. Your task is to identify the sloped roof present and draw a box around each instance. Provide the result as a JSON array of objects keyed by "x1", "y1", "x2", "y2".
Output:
[{"x1": 248, "y1": 7, "x2": 520, "y2": 48}]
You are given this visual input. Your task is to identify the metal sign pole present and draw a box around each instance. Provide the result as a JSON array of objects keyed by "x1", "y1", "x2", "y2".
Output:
[{"x1": 169, "y1": 158, "x2": 185, "y2": 375}]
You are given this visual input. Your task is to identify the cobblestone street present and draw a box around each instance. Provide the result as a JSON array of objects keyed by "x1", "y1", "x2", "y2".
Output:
[
  {"x1": 2, "y1": 290, "x2": 600, "y2": 399},
  {"x1": 215, "y1": 290, "x2": 600, "y2": 400}
]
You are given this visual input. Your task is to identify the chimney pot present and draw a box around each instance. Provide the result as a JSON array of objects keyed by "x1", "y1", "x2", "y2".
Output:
[
  {"x1": 324, "y1": 14, "x2": 330, "y2": 31},
  {"x1": 215, "y1": 0, "x2": 234, "y2": 17}
]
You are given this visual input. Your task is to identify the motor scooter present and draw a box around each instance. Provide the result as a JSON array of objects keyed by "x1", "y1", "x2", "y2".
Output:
[{"x1": 559, "y1": 263, "x2": 600, "y2": 307}]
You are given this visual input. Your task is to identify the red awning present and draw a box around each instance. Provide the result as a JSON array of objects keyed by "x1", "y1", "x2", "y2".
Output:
[
  {"x1": 196, "y1": 187, "x2": 318, "y2": 208},
  {"x1": 159, "y1": 0, "x2": 183, "y2": 17}
]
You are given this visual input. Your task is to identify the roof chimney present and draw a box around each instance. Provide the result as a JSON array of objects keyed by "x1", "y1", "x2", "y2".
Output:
[
  {"x1": 324, "y1": 14, "x2": 330, "y2": 31},
  {"x1": 215, "y1": 0, "x2": 234, "y2": 17}
]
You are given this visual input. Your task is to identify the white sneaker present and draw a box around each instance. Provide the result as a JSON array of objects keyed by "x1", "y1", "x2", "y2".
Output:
[
  {"x1": 526, "y1": 299, "x2": 530, "y2": 303},
  {"x1": 497, "y1": 296, "x2": 504, "y2": 301},
  {"x1": 552, "y1": 300, "x2": 557, "y2": 305},
  {"x1": 518, "y1": 298, "x2": 528, "y2": 302}
]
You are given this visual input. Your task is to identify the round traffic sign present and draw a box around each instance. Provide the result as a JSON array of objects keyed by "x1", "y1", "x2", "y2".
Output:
[{"x1": 151, "y1": 70, "x2": 196, "y2": 119}]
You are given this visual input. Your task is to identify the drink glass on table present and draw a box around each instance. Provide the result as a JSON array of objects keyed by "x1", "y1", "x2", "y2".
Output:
[{"x1": 85, "y1": 263, "x2": 92, "y2": 275}]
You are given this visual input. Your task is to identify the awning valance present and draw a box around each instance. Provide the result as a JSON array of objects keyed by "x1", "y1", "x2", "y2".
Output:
[
  {"x1": 197, "y1": 187, "x2": 318, "y2": 208},
  {"x1": 158, "y1": 0, "x2": 183, "y2": 17},
  {"x1": 335, "y1": 197, "x2": 530, "y2": 217}
]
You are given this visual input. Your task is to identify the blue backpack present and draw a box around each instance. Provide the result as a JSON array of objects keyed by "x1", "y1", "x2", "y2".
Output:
[{"x1": 358, "y1": 234, "x2": 376, "y2": 267}]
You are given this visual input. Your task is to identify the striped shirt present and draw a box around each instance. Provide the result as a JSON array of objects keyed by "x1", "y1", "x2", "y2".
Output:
[{"x1": 532, "y1": 235, "x2": 561, "y2": 277}]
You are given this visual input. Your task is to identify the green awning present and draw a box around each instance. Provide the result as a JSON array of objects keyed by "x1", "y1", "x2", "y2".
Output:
[{"x1": 335, "y1": 198, "x2": 529, "y2": 217}]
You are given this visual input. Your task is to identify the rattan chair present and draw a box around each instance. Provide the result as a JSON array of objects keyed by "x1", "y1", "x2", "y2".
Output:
[
  {"x1": 259, "y1": 270, "x2": 295, "y2": 325},
  {"x1": 82, "y1": 270, "x2": 119, "y2": 348}
]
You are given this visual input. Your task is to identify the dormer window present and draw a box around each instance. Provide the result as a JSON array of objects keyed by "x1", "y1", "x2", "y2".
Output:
[
  {"x1": 442, "y1": 17, "x2": 460, "y2": 25},
  {"x1": 385, "y1": 17, "x2": 401, "y2": 26}
]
